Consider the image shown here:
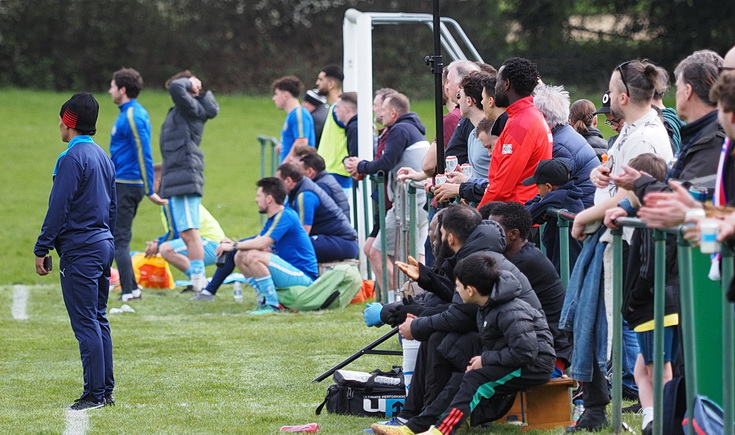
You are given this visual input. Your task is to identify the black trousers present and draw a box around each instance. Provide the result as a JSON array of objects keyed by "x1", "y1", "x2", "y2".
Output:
[
  {"x1": 408, "y1": 365, "x2": 550, "y2": 434},
  {"x1": 114, "y1": 183, "x2": 144, "y2": 293}
]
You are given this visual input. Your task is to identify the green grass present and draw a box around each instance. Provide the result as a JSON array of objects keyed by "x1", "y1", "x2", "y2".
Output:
[
  {"x1": 0, "y1": 88, "x2": 637, "y2": 434},
  {"x1": 0, "y1": 285, "x2": 642, "y2": 434}
]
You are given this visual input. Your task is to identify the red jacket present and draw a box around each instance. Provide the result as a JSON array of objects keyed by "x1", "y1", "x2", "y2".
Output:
[{"x1": 479, "y1": 96, "x2": 552, "y2": 206}]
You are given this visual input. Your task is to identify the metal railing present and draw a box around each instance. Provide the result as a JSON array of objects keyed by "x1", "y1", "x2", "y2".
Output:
[{"x1": 544, "y1": 208, "x2": 735, "y2": 435}]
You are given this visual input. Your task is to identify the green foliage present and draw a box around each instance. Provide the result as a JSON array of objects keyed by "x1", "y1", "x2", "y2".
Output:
[{"x1": 1, "y1": 0, "x2": 731, "y2": 96}]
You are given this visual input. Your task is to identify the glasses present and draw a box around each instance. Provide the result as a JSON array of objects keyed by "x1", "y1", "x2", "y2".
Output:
[
  {"x1": 719, "y1": 66, "x2": 735, "y2": 75},
  {"x1": 605, "y1": 119, "x2": 621, "y2": 127},
  {"x1": 616, "y1": 60, "x2": 633, "y2": 96}
]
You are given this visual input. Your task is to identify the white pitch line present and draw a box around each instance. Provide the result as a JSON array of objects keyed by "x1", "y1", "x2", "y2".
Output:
[
  {"x1": 11, "y1": 285, "x2": 28, "y2": 320},
  {"x1": 63, "y1": 409, "x2": 89, "y2": 435}
]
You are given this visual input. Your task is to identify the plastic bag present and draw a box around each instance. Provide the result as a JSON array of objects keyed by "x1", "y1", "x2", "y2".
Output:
[{"x1": 131, "y1": 253, "x2": 175, "y2": 289}]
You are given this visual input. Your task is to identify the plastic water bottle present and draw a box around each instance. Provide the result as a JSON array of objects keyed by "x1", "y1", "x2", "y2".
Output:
[
  {"x1": 233, "y1": 281, "x2": 244, "y2": 302},
  {"x1": 571, "y1": 399, "x2": 585, "y2": 424}
]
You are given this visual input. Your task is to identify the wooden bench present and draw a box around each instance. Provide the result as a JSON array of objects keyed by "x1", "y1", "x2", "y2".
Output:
[{"x1": 499, "y1": 377, "x2": 575, "y2": 431}]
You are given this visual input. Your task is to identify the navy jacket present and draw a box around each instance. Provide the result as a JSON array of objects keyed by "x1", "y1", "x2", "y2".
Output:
[
  {"x1": 525, "y1": 180, "x2": 585, "y2": 276},
  {"x1": 313, "y1": 170, "x2": 351, "y2": 221},
  {"x1": 35, "y1": 137, "x2": 117, "y2": 257},
  {"x1": 288, "y1": 177, "x2": 357, "y2": 240},
  {"x1": 551, "y1": 124, "x2": 598, "y2": 208}
]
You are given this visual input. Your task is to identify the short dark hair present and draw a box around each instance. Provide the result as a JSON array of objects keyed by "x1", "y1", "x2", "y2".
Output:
[
  {"x1": 322, "y1": 65, "x2": 344, "y2": 83},
  {"x1": 441, "y1": 204, "x2": 482, "y2": 244},
  {"x1": 256, "y1": 177, "x2": 287, "y2": 205},
  {"x1": 711, "y1": 70, "x2": 735, "y2": 113},
  {"x1": 627, "y1": 153, "x2": 667, "y2": 182},
  {"x1": 300, "y1": 153, "x2": 326, "y2": 173},
  {"x1": 277, "y1": 162, "x2": 304, "y2": 182},
  {"x1": 461, "y1": 71, "x2": 489, "y2": 111},
  {"x1": 481, "y1": 75, "x2": 498, "y2": 99},
  {"x1": 501, "y1": 57, "x2": 540, "y2": 97},
  {"x1": 113, "y1": 68, "x2": 143, "y2": 99},
  {"x1": 291, "y1": 143, "x2": 317, "y2": 160},
  {"x1": 454, "y1": 253, "x2": 499, "y2": 296},
  {"x1": 487, "y1": 201, "x2": 532, "y2": 240},
  {"x1": 272, "y1": 76, "x2": 304, "y2": 98},
  {"x1": 478, "y1": 201, "x2": 505, "y2": 220},
  {"x1": 475, "y1": 117, "x2": 494, "y2": 138}
]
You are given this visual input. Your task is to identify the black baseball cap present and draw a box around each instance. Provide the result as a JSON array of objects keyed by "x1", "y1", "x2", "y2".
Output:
[
  {"x1": 522, "y1": 159, "x2": 575, "y2": 186},
  {"x1": 592, "y1": 90, "x2": 611, "y2": 115}
]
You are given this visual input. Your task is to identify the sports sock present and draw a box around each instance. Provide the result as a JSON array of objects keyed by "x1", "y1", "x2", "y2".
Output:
[
  {"x1": 254, "y1": 275, "x2": 279, "y2": 307},
  {"x1": 642, "y1": 406, "x2": 654, "y2": 429},
  {"x1": 190, "y1": 260, "x2": 204, "y2": 276}
]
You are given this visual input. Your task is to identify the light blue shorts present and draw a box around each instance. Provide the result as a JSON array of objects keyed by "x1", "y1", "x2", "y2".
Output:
[
  {"x1": 170, "y1": 195, "x2": 201, "y2": 232},
  {"x1": 268, "y1": 254, "x2": 314, "y2": 288},
  {"x1": 165, "y1": 238, "x2": 219, "y2": 266}
]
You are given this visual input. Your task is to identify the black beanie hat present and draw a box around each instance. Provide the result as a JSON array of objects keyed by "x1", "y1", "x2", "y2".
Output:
[{"x1": 60, "y1": 92, "x2": 99, "y2": 135}]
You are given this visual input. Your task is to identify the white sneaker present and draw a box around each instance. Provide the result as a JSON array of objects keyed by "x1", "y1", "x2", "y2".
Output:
[
  {"x1": 119, "y1": 288, "x2": 142, "y2": 302},
  {"x1": 191, "y1": 274, "x2": 207, "y2": 292}
]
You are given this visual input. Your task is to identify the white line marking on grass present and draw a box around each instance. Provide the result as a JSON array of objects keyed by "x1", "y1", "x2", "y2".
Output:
[
  {"x1": 12, "y1": 285, "x2": 29, "y2": 320},
  {"x1": 63, "y1": 410, "x2": 89, "y2": 435}
]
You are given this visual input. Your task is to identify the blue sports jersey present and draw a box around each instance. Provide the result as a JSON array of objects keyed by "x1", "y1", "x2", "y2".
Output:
[
  {"x1": 280, "y1": 107, "x2": 316, "y2": 161},
  {"x1": 260, "y1": 207, "x2": 318, "y2": 280}
]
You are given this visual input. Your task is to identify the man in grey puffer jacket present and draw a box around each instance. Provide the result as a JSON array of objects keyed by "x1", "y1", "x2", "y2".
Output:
[{"x1": 159, "y1": 71, "x2": 219, "y2": 292}]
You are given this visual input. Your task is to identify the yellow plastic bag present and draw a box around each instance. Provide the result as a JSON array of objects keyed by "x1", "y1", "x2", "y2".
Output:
[{"x1": 131, "y1": 253, "x2": 175, "y2": 289}]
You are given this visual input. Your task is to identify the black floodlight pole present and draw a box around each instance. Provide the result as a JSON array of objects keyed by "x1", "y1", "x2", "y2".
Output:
[{"x1": 424, "y1": 0, "x2": 444, "y2": 175}]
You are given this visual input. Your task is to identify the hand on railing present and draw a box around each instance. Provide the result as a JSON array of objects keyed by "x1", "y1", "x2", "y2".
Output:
[
  {"x1": 343, "y1": 156, "x2": 361, "y2": 178},
  {"x1": 396, "y1": 166, "x2": 427, "y2": 182},
  {"x1": 604, "y1": 207, "x2": 629, "y2": 230}
]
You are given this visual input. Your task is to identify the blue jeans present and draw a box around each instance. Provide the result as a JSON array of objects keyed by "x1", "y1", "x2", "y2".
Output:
[{"x1": 622, "y1": 320, "x2": 639, "y2": 395}]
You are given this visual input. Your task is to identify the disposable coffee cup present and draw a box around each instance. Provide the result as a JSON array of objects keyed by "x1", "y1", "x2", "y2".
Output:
[
  {"x1": 435, "y1": 174, "x2": 447, "y2": 185},
  {"x1": 699, "y1": 218, "x2": 720, "y2": 254}
]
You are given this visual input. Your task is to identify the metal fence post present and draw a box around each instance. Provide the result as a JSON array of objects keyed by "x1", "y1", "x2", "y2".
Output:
[
  {"x1": 721, "y1": 244, "x2": 734, "y2": 435},
  {"x1": 652, "y1": 229, "x2": 667, "y2": 435},
  {"x1": 372, "y1": 172, "x2": 389, "y2": 302},
  {"x1": 556, "y1": 209, "x2": 570, "y2": 288},
  {"x1": 677, "y1": 234, "x2": 697, "y2": 435},
  {"x1": 611, "y1": 227, "x2": 624, "y2": 434},
  {"x1": 408, "y1": 182, "x2": 418, "y2": 259}
]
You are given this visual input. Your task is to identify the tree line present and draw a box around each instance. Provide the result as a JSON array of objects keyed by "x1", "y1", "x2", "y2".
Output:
[{"x1": 1, "y1": 0, "x2": 732, "y2": 97}]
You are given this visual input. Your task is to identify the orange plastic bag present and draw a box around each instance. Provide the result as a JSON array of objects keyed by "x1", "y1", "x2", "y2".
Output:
[
  {"x1": 350, "y1": 279, "x2": 375, "y2": 304},
  {"x1": 131, "y1": 253, "x2": 175, "y2": 289}
]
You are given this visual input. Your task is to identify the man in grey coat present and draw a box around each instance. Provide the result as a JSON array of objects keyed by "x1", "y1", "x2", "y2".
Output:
[{"x1": 159, "y1": 71, "x2": 219, "y2": 292}]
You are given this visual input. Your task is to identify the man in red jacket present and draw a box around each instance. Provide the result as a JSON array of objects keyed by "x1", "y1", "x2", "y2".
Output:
[{"x1": 479, "y1": 57, "x2": 552, "y2": 207}]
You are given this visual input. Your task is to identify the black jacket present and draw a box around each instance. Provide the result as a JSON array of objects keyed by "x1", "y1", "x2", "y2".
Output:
[
  {"x1": 477, "y1": 271, "x2": 556, "y2": 373},
  {"x1": 635, "y1": 110, "x2": 725, "y2": 201},
  {"x1": 579, "y1": 126, "x2": 608, "y2": 161},
  {"x1": 411, "y1": 221, "x2": 539, "y2": 341},
  {"x1": 507, "y1": 242, "x2": 571, "y2": 364}
]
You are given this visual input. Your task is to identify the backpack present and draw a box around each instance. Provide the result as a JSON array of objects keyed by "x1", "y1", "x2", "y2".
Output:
[
  {"x1": 277, "y1": 264, "x2": 362, "y2": 311},
  {"x1": 315, "y1": 367, "x2": 407, "y2": 417}
]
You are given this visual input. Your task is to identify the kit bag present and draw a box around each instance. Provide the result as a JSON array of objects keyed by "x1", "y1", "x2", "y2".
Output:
[{"x1": 315, "y1": 367, "x2": 406, "y2": 417}]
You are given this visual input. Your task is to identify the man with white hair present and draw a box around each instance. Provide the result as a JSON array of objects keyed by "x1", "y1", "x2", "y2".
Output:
[{"x1": 533, "y1": 84, "x2": 598, "y2": 208}]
